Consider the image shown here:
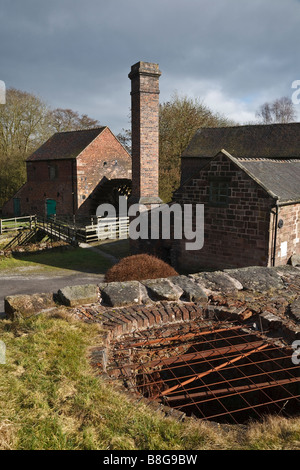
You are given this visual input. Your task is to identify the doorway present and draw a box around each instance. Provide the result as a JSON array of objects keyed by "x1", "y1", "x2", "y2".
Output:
[{"x1": 46, "y1": 199, "x2": 56, "y2": 219}]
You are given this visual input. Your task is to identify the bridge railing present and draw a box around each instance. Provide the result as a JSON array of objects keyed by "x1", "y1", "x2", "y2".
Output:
[{"x1": 0, "y1": 215, "x2": 36, "y2": 234}]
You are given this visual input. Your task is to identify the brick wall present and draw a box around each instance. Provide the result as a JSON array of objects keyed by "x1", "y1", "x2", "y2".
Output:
[
  {"x1": 2, "y1": 159, "x2": 75, "y2": 217},
  {"x1": 76, "y1": 127, "x2": 131, "y2": 214},
  {"x1": 180, "y1": 157, "x2": 210, "y2": 186},
  {"x1": 129, "y1": 62, "x2": 161, "y2": 205},
  {"x1": 172, "y1": 152, "x2": 275, "y2": 271}
]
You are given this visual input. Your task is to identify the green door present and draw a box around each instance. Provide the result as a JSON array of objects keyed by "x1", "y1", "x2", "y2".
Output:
[
  {"x1": 13, "y1": 198, "x2": 21, "y2": 217},
  {"x1": 46, "y1": 199, "x2": 56, "y2": 219}
]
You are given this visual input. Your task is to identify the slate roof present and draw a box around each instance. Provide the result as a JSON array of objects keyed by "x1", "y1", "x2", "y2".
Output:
[
  {"x1": 182, "y1": 123, "x2": 300, "y2": 159},
  {"x1": 181, "y1": 123, "x2": 300, "y2": 203},
  {"x1": 27, "y1": 127, "x2": 106, "y2": 161},
  {"x1": 215, "y1": 150, "x2": 300, "y2": 203}
]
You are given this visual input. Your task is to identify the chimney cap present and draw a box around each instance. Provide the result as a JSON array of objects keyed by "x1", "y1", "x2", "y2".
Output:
[{"x1": 129, "y1": 61, "x2": 161, "y2": 79}]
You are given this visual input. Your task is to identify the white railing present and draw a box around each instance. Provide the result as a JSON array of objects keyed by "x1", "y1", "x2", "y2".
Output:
[
  {"x1": 84, "y1": 216, "x2": 129, "y2": 242},
  {"x1": 0, "y1": 214, "x2": 129, "y2": 244},
  {"x1": 0, "y1": 215, "x2": 36, "y2": 234}
]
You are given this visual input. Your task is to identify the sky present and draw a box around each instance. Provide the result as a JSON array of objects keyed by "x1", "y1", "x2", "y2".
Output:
[{"x1": 1, "y1": 0, "x2": 300, "y2": 135}]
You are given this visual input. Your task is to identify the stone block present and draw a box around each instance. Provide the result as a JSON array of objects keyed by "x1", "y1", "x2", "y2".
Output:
[
  {"x1": 169, "y1": 275, "x2": 208, "y2": 302},
  {"x1": 191, "y1": 271, "x2": 243, "y2": 293},
  {"x1": 260, "y1": 311, "x2": 283, "y2": 330},
  {"x1": 289, "y1": 254, "x2": 300, "y2": 267},
  {"x1": 142, "y1": 278, "x2": 183, "y2": 301},
  {"x1": 57, "y1": 284, "x2": 99, "y2": 307},
  {"x1": 100, "y1": 281, "x2": 148, "y2": 307},
  {"x1": 290, "y1": 297, "x2": 300, "y2": 322},
  {"x1": 4, "y1": 293, "x2": 56, "y2": 319},
  {"x1": 225, "y1": 266, "x2": 284, "y2": 293}
]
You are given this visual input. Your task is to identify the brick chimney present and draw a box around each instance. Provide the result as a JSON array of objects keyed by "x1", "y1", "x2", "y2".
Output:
[{"x1": 128, "y1": 61, "x2": 162, "y2": 207}]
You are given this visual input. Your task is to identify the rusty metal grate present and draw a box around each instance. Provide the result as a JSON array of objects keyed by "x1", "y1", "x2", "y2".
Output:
[{"x1": 107, "y1": 320, "x2": 300, "y2": 424}]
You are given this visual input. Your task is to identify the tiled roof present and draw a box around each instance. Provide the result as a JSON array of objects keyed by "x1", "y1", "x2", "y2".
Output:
[
  {"x1": 27, "y1": 127, "x2": 106, "y2": 161},
  {"x1": 182, "y1": 123, "x2": 300, "y2": 159}
]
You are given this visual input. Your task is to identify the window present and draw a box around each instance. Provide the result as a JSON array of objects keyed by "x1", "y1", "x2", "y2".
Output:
[
  {"x1": 209, "y1": 178, "x2": 230, "y2": 206},
  {"x1": 48, "y1": 164, "x2": 58, "y2": 180}
]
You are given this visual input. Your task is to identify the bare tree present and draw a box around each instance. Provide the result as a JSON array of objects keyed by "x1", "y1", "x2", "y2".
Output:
[
  {"x1": 48, "y1": 108, "x2": 100, "y2": 133},
  {"x1": 256, "y1": 96, "x2": 296, "y2": 124},
  {"x1": 159, "y1": 92, "x2": 235, "y2": 202},
  {"x1": 0, "y1": 89, "x2": 101, "y2": 207}
]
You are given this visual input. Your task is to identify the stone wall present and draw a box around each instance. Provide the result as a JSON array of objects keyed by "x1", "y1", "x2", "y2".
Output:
[
  {"x1": 172, "y1": 152, "x2": 275, "y2": 271},
  {"x1": 271, "y1": 203, "x2": 300, "y2": 266},
  {"x1": 4, "y1": 265, "x2": 300, "y2": 348}
]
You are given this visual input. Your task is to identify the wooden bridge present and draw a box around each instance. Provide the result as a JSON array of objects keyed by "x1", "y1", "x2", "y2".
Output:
[{"x1": 0, "y1": 214, "x2": 129, "y2": 250}]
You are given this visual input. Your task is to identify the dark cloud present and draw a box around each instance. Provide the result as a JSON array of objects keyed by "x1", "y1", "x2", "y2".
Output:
[{"x1": 1, "y1": 0, "x2": 300, "y2": 133}]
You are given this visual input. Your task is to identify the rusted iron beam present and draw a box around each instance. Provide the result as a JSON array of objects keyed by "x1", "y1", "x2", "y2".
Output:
[
  {"x1": 133, "y1": 362, "x2": 299, "y2": 397},
  {"x1": 193, "y1": 394, "x2": 300, "y2": 421},
  {"x1": 165, "y1": 377, "x2": 300, "y2": 402},
  {"x1": 152, "y1": 343, "x2": 269, "y2": 400}
]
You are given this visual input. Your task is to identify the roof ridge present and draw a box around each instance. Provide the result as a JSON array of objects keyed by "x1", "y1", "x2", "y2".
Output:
[
  {"x1": 53, "y1": 126, "x2": 106, "y2": 136},
  {"x1": 196, "y1": 122, "x2": 300, "y2": 131}
]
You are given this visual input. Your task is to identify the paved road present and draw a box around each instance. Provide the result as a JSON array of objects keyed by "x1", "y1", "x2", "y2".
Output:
[{"x1": 0, "y1": 271, "x2": 105, "y2": 317}]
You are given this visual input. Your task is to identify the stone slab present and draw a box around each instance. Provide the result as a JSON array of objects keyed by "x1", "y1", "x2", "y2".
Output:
[
  {"x1": 57, "y1": 284, "x2": 99, "y2": 307},
  {"x1": 225, "y1": 266, "x2": 284, "y2": 293},
  {"x1": 169, "y1": 275, "x2": 208, "y2": 302},
  {"x1": 190, "y1": 271, "x2": 243, "y2": 293},
  {"x1": 4, "y1": 292, "x2": 56, "y2": 319},
  {"x1": 142, "y1": 278, "x2": 183, "y2": 301},
  {"x1": 100, "y1": 281, "x2": 148, "y2": 307}
]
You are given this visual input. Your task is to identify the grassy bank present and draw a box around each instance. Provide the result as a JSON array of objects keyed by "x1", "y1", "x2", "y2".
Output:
[{"x1": 0, "y1": 312, "x2": 300, "y2": 450}]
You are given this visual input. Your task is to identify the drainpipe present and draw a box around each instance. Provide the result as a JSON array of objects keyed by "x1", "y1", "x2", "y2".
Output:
[
  {"x1": 271, "y1": 202, "x2": 279, "y2": 267},
  {"x1": 71, "y1": 159, "x2": 76, "y2": 216}
]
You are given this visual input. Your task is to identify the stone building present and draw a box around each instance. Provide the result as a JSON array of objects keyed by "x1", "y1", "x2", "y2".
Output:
[
  {"x1": 173, "y1": 124, "x2": 300, "y2": 270},
  {"x1": 128, "y1": 61, "x2": 300, "y2": 271},
  {"x1": 2, "y1": 126, "x2": 131, "y2": 218}
]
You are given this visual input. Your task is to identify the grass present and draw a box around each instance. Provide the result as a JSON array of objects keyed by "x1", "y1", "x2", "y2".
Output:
[
  {"x1": 0, "y1": 312, "x2": 300, "y2": 450},
  {"x1": 91, "y1": 238, "x2": 130, "y2": 259},
  {"x1": 0, "y1": 246, "x2": 113, "y2": 275}
]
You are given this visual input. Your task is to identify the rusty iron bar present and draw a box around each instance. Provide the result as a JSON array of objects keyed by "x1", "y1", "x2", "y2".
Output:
[
  {"x1": 177, "y1": 393, "x2": 300, "y2": 421},
  {"x1": 109, "y1": 320, "x2": 300, "y2": 422},
  {"x1": 131, "y1": 360, "x2": 299, "y2": 397},
  {"x1": 216, "y1": 325, "x2": 300, "y2": 409},
  {"x1": 196, "y1": 328, "x2": 296, "y2": 417},
  {"x1": 165, "y1": 377, "x2": 300, "y2": 402},
  {"x1": 151, "y1": 343, "x2": 269, "y2": 400}
]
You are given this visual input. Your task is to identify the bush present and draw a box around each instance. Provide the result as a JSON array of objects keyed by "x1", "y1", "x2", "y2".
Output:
[{"x1": 104, "y1": 254, "x2": 178, "y2": 282}]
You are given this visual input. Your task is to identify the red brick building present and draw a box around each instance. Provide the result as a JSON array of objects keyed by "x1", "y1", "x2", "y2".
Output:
[{"x1": 2, "y1": 126, "x2": 131, "y2": 218}]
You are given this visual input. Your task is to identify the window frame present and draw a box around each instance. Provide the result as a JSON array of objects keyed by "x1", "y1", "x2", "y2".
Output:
[
  {"x1": 208, "y1": 176, "x2": 230, "y2": 207},
  {"x1": 48, "y1": 164, "x2": 58, "y2": 181}
]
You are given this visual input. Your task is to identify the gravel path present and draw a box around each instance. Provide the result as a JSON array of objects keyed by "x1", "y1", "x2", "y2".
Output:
[{"x1": 0, "y1": 270, "x2": 105, "y2": 317}]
